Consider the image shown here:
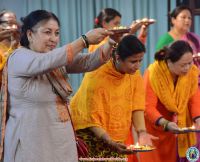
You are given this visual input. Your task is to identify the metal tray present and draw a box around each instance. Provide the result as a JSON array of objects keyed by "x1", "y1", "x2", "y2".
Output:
[
  {"x1": 174, "y1": 128, "x2": 200, "y2": 134},
  {"x1": 109, "y1": 28, "x2": 131, "y2": 34},
  {"x1": 127, "y1": 145, "x2": 156, "y2": 152}
]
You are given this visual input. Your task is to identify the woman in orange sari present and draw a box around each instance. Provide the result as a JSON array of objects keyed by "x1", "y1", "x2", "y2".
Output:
[
  {"x1": 87, "y1": 8, "x2": 154, "y2": 162},
  {"x1": 140, "y1": 40, "x2": 200, "y2": 162},
  {"x1": 71, "y1": 35, "x2": 157, "y2": 161}
]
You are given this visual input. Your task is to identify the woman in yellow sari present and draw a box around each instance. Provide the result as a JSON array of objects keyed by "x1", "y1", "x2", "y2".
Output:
[
  {"x1": 71, "y1": 35, "x2": 157, "y2": 160},
  {"x1": 86, "y1": 9, "x2": 155, "y2": 162},
  {"x1": 140, "y1": 40, "x2": 200, "y2": 162}
]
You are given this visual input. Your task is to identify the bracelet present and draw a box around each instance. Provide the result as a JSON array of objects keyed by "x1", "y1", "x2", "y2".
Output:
[
  {"x1": 81, "y1": 35, "x2": 89, "y2": 48},
  {"x1": 163, "y1": 121, "x2": 170, "y2": 131}
]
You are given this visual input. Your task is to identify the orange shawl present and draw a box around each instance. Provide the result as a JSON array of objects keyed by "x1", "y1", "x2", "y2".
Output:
[
  {"x1": 71, "y1": 60, "x2": 145, "y2": 142},
  {"x1": 148, "y1": 61, "x2": 199, "y2": 157}
]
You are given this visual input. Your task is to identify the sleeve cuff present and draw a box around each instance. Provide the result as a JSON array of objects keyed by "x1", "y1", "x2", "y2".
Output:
[{"x1": 66, "y1": 44, "x2": 74, "y2": 64}]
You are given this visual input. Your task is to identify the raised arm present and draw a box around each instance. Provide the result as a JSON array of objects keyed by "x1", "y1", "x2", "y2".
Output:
[
  {"x1": 8, "y1": 46, "x2": 71, "y2": 77},
  {"x1": 8, "y1": 28, "x2": 114, "y2": 76},
  {"x1": 66, "y1": 43, "x2": 112, "y2": 73}
]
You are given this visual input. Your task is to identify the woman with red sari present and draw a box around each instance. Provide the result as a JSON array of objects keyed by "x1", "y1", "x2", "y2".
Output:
[{"x1": 140, "y1": 40, "x2": 200, "y2": 162}]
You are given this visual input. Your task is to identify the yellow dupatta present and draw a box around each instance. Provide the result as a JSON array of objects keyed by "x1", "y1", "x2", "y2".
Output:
[
  {"x1": 148, "y1": 61, "x2": 199, "y2": 157},
  {"x1": 71, "y1": 60, "x2": 145, "y2": 141},
  {"x1": 0, "y1": 43, "x2": 15, "y2": 70}
]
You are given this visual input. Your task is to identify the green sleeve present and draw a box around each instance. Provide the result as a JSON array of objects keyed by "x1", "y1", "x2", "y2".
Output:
[{"x1": 156, "y1": 33, "x2": 174, "y2": 51}]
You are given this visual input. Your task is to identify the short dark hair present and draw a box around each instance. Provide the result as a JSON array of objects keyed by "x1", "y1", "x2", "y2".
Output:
[
  {"x1": 94, "y1": 8, "x2": 121, "y2": 28},
  {"x1": 20, "y1": 10, "x2": 60, "y2": 48},
  {"x1": 155, "y1": 40, "x2": 193, "y2": 62},
  {"x1": 169, "y1": 5, "x2": 192, "y2": 26},
  {"x1": 115, "y1": 35, "x2": 146, "y2": 61}
]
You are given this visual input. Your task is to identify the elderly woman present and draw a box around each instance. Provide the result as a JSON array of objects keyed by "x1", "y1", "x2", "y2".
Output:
[
  {"x1": 140, "y1": 40, "x2": 200, "y2": 162},
  {"x1": 2, "y1": 9, "x2": 115, "y2": 162}
]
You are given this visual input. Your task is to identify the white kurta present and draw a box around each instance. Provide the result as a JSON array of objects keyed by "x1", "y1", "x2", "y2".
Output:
[{"x1": 4, "y1": 46, "x2": 105, "y2": 162}]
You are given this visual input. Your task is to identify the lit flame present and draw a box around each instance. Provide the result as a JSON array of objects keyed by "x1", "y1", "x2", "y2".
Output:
[
  {"x1": 12, "y1": 24, "x2": 17, "y2": 29},
  {"x1": 191, "y1": 125, "x2": 195, "y2": 129},
  {"x1": 134, "y1": 142, "x2": 141, "y2": 148}
]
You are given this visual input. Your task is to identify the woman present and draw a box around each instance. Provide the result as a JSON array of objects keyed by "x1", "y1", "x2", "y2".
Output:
[
  {"x1": 88, "y1": 8, "x2": 141, "y2": 162},
  {"x1": 2, "y1": 9, "x2": 115, "y2": 162},
  {"x1": 70, "y1": 35, "x2": 157, "y2": 160},
  {"x1": 140, "y1": 41, "x2": 200, "y2": 162},
  {"x1": 88, "y1": 8, "x2": 121, "y2": 52},
  {"x1": 0, "y1": 10, "x2": 19, "y2": 88},
  {"x1": 156, "y1": 5, "x2": 200, "y2": 85},
  {"x1": 87, "y1": 8, "x2": 155, "y2": 162},
  {"x1": 89, "y1": 8, "x2": 151, "y2": 53}
]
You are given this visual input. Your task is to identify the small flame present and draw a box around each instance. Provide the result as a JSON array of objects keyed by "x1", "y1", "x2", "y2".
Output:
[
  {"x1": 134, "y1": 142, "x2": 141, "y2": 148},
  {"x1": 11, "y1": 24, "x2": 17, "y2": 29},
  {"x1": 191, "y1": 125, "x2": 195, "y2": 129}
]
